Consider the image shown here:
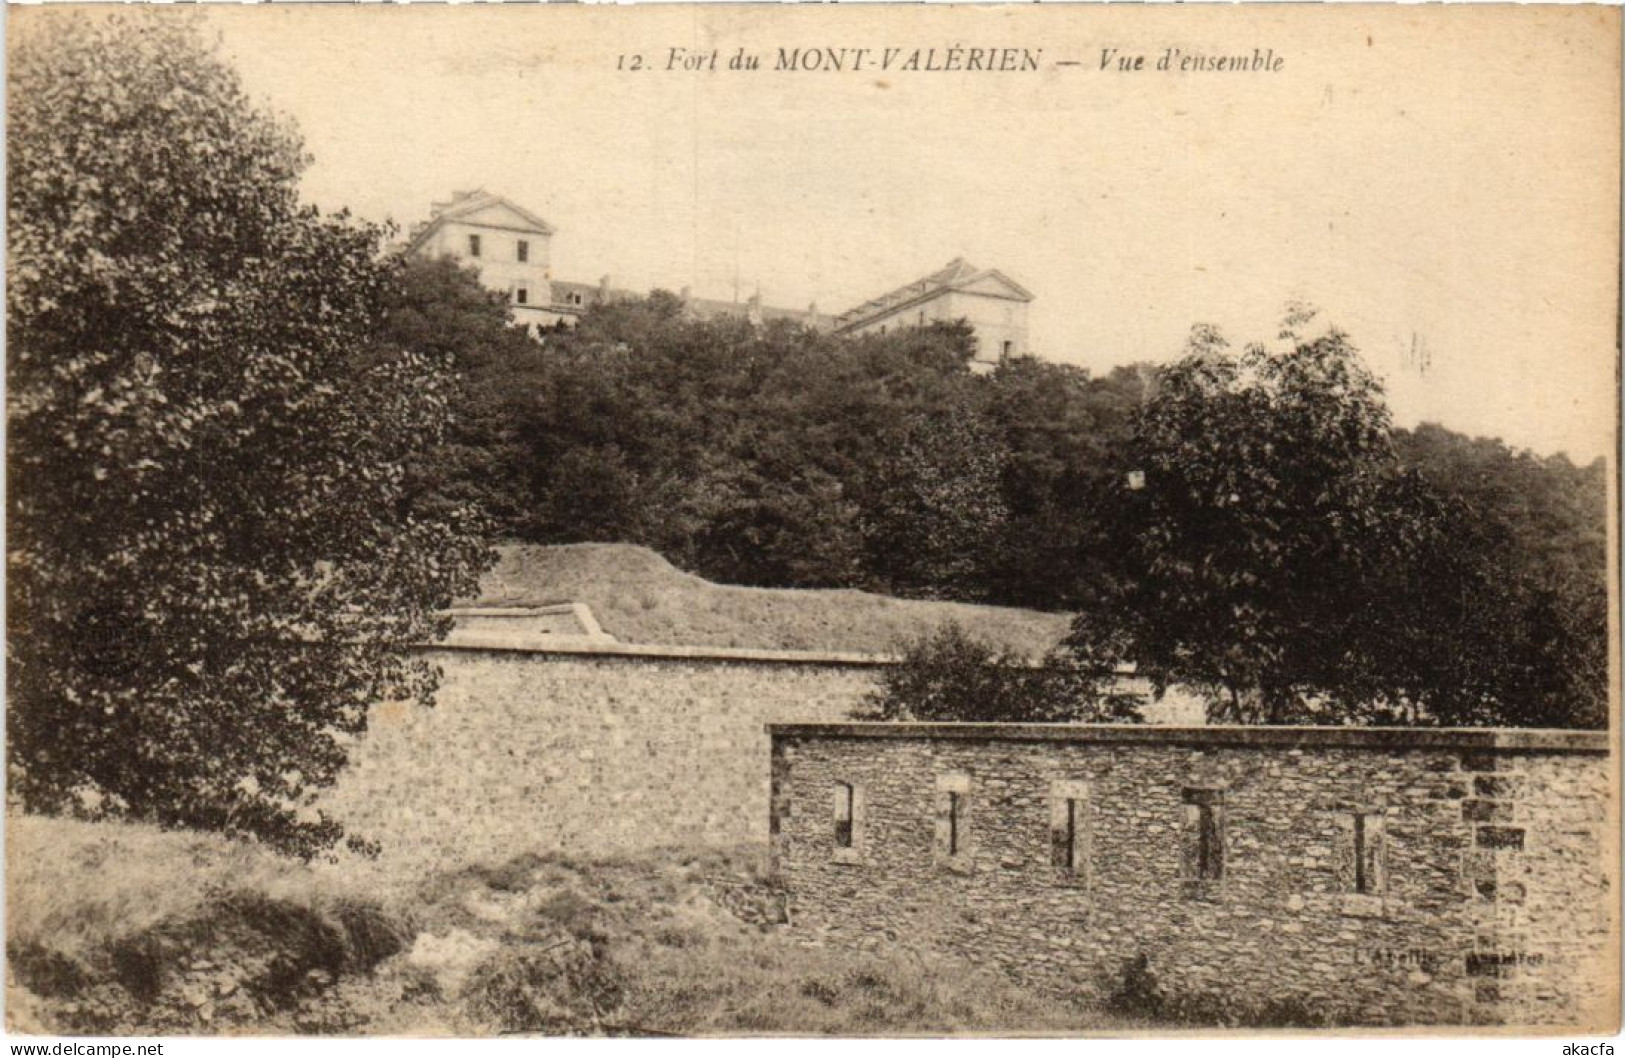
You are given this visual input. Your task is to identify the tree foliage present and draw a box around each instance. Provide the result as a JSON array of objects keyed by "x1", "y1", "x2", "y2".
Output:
[
  {"x1": 1389, "y1": 426, "x2": 1609, "y2": 727},
  {"x1": 381, "y1": 254, "x2": 542, "y2": 531},
  {"x1": 397, "y1": 263, "x2": 1607, "y2": 730},
  {"x1": 860, "y1": 404, "x2": 1011, "y2": 601},
  {"x1": 1067, "y1": 312, "x2": 1419, "y2": 722},
  {"x1": 419, "y1": 280, "x2": 1607, "y2": 729},
  {"x1": 858, "y1": 623, "x2": 1143, "y2": 724},
  {"x1": 498, "y1": 308, "x2": 1006, "y2": 595},
  {"x1": 6, "y1": 11, "x2": 491, "y2": 854},
  {"x1": 429, "y1": 297, "x2": 1148, "y2": 605},
  {"x1": 982, "y1": 359, "x2": 1147, "y2": 610},
  {"x1": 1065, "y1": 308, "x2": 1607, "y2": 728}
]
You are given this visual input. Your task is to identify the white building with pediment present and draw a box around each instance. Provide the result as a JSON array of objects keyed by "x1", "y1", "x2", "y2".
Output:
[
  {"x1": 831, "y1": 258, "x2": 1034, "y2": 372},
  {"x1": 405, "y1": 190, "x2": 568, "y2": 331}
]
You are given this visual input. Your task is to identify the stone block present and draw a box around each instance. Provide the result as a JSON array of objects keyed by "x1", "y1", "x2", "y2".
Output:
[
  {"x1": 1474, "y1": 776, "x2": 1524, "y2": 799},
  {"x1": 1476, "y1": 826, "x2": 1525, "y2": 851},
  {"x1": 1459, "y1": 752, "x2": 1508, "y2": 774},
  {"x1": 1463, "y1": 800, "x2": 1512, "y2": 823}
]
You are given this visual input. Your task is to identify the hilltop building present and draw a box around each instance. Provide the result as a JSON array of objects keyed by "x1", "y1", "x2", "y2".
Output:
[
  {"x1": 404, "y1": 191, "x2": 566, "y2": 332},
  {"x1": 832, "y1": 258, "x2": 1033, "y2": 372},
  {"x1": 406, "y1": 191, "x2": 830, "y2": 334},
  {"x1": 406, "y1": 194, "x2": 1031, "y2": 358},
  {"x1": 679, "y1": 288, "x2": 834, "y2": 330}
]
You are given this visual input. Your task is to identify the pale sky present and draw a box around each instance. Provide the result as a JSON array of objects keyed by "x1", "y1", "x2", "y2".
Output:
[{"x1": 200, "y1": 4, "x2": 1618, "y2": 462}]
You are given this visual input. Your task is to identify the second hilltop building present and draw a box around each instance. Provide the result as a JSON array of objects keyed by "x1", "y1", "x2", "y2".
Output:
[
  {"x1": 830, "y1": 257, "x2": 1033, "y2": 372},
  {"x1": 407, "y1": 191, "x2": 1033, "y2": 370}
]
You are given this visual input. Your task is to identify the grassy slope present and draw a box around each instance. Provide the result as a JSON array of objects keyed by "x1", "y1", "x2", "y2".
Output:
[
  {"x1": 6, "y1": 815, "x2": 396, "y2": 967},
  {"x1": 470, "y1": 543, "x2": 1071, "y2": 657},
  {"x1": 396, "y1": 845, "x2": 1134, "y2": 1037},
  {"x1": 6, "y1": 815, "x2": 1130, "y2": 1036},
  {"x1": 5, "y1": 814, "x2": 408, "y2": 1034}
]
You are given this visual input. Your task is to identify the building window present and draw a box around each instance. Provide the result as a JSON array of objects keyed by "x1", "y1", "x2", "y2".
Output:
[
  {"x1": 1183, "y1": 787, "x2": 1225, "y2": 882},
  {"x1": 1050, "y1": 780, "x2": 1091, "y2": 883},
  {"x1": 1051, "y1": 798, "x2": 1073, "y2": 868},
  {"x1": 830, "y1": 781, "x2": 863, "y2": 864},
  {"x1": 1347, "y1": 807, "x2": 1387, "y2": 895},
  {"x1": 1002, "y1": 339, "x2": 1014, "y2": 357},
  {"x1": 1353, "y1": 813, "x2": 1372, "y2": 893},
  {"x1": 834, "y1": 782, "x2": 854, "y2": 848},
  {"x1": 935, "y1": 772, "x2": 972, "y2": 870},
  {"x1": 467, "y1": 234, "x2": 482, "y2": 258},
  {"x1": 515, "y1": 286, "x2": 529, "y2": 306},
  {"x1": 517, "y1": 239, "x2": 529, "y2": 263}
]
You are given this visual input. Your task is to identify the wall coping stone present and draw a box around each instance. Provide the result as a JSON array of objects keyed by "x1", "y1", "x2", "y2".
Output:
[
  {"x1": 417, "y1": 638, "x2": 1144, "y2": 674},
  {"x1": 766, "y1": 721, "x2": 1609, "y2": 753},
  {"x1": 444, "y1": 602, "x2": 612, "y2": 639},
  {"x1": 444, "y1": 605, "x2": 580, "y2": 617},
  {"x1": 416, "y1": 637, "x2": 904, "y2": 667}
]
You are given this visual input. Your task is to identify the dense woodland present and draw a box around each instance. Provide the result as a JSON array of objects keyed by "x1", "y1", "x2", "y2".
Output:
[{"x1": 400, "y1": 258, "x2": 1610, "y2": 730}]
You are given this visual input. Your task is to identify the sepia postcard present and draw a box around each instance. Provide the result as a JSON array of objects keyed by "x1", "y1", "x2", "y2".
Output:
[{"x1": 4, "y1": 1, "x2": 1620, "y2": 1045}]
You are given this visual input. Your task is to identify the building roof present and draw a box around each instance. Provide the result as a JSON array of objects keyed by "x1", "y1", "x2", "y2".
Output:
[
  {"x1": 547, "y1": 279, "x2": 626, "y2": 315},
  {"x1": 405, "y1": 190, "x2": 556, "y2": 256},
  {"x1": 545, "y1": 282, "x2": 835, "y2": 329},
  {"x1": 683, "y1": 293, "x2": 835, "y2": 330},
  {"x1": 832, "y1": 257, "x2": 1034, "y2": 333}
]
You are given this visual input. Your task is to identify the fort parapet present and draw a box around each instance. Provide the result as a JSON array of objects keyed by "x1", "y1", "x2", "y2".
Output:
[
  {"x1": 322, "y1": 642, "x2": 881, "y2": 872},
  {"x1": 322, "y1": 636, "x2": 1200, "y2": 872}
]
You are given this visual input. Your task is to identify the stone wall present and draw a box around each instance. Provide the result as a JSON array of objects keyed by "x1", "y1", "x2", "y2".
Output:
[
  {"x1": 767, "y1": 723, "x2": 1616, "y2": 1028},
  {"x1": 322, "y1": 636, "x2": 1204, "y2": 873},
  {"x1": 322, "y1": 643, "x2": 881, "y2": 873}
]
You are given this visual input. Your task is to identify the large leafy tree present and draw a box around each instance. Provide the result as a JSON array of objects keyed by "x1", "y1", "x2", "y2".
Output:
[
  {"x1": 7, "y1": 11, "x2": 492, "y2": 854},
  {"x1": 1065, "y1": 309, "x2": 1448, "y2": 724}
]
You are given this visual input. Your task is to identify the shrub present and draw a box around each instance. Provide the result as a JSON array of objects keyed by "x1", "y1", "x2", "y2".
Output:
[
  {"x1": 859, "y1": 622, "x2": 1143, "y2": 723},
  {"x1": 464, "y1": 948, "x2": 625, "y2": 1035}
]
